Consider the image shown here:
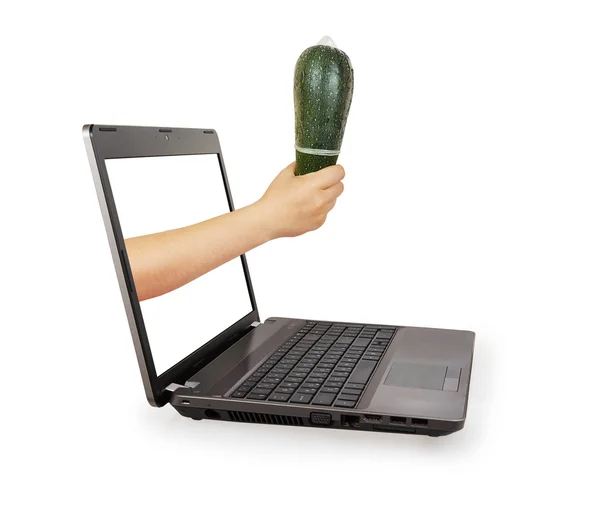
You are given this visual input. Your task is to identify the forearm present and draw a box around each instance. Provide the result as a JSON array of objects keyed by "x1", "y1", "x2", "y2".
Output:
[{"x1": 125, "y1": 202, "x2": 272, "y2": 301}]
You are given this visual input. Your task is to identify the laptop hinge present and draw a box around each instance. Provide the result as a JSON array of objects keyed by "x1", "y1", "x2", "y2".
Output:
[
  {"x1": 251, "y1": 321, "x2": 260, "y2": 327},
  {"x1": 166, "y1": 380, "x2": 200, "y2": 392}
]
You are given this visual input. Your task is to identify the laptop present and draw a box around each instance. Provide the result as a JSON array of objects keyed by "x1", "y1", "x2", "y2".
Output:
[{"x1": 83, "y1": 124, "x2": 475, "y2": 437}]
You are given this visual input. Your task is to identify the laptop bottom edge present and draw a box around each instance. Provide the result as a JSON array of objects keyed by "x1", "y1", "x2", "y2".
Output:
[{"x1": 170, "y1": 395, "x2": 465, "y2": 437}]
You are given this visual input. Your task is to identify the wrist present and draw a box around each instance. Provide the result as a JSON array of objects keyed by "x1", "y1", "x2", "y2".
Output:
[{"x1": 246, "y1": 199, "x2": 280, "y2": 242}]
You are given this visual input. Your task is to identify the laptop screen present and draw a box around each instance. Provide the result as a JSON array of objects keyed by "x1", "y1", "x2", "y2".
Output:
[{"x1": 106, "y1": 154, "x2": 254, "y2": 376}]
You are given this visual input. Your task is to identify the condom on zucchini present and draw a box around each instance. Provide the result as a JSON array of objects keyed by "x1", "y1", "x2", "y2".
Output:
[{"x1": 294, "y1": 36, "x2": 354, "y2": 175}]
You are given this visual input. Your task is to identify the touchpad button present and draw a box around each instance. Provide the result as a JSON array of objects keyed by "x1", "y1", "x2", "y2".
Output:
[{"x1": 384, "y1": 362, "x2": 447, "y2": 390}]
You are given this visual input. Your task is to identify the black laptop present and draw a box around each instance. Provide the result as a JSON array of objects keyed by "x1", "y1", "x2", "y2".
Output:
[{"x1": 83, "y1": 124, "x2": 475, "y2": 437}]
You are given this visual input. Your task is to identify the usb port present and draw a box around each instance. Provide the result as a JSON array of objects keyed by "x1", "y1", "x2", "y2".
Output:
[
  {"x1": 364, "y1": 415, "x2": 382, "y2": 422},
  {"x1": 411, "y1": 418, "x2": 428, "y2": 427},
  {"x1": 390, "y1": 416, "x2": 407, "y2": 425}
]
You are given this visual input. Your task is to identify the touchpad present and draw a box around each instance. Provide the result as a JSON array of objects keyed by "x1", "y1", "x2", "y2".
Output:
[{"x1": 384, "y1": 362, "x2": 447, "y2": 390}]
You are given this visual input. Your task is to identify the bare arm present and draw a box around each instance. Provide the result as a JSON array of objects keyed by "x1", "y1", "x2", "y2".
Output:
[{"x1": 125, "y1": 162, "x2": 345, "y2": 301}]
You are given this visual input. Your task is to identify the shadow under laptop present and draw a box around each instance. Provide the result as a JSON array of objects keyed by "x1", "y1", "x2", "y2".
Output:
[{"x1": 133, "y1": 405, "x2": 483, "y2": 461}]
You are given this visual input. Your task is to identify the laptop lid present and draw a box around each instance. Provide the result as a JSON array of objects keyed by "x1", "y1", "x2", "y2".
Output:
[{"x1": 83, "y1": 125, "x2": 260, "y2": 407}]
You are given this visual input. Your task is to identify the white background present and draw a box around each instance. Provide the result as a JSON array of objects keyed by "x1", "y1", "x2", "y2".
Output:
[
  {"x1": 107, "y1": 155, "x2": 253, "y2": 375},
  {"x1": 2, "y1": 1, "x2": 599, "y2": 514}
]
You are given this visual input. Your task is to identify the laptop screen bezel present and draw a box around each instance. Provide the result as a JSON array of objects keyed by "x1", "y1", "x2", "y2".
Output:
[{"x1": 83, "y1": 125, "x2": 260, "y2": 407}]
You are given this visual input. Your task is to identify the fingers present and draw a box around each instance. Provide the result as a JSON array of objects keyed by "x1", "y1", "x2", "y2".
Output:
[
  {"x1": 324, "y1": 199, "x2": 337, "y2": 213},
  {"x1": 305, "y1": 164, "x2": 345, "y2": 189},
  {"x1": 323, "y1": 181, "x2": 344, "y2": 202}
]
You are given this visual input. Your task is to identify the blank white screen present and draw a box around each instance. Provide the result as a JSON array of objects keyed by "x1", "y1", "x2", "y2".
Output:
[{"x1": 106, "y1": 154, "x2": 253, "y2": 375}]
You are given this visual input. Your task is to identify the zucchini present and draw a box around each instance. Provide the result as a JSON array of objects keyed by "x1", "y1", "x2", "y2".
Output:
[{"x1": 294, "y1": 36, "x2": 354, "y2": 175}]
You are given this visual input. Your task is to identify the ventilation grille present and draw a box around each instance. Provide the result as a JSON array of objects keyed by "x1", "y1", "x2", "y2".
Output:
[{"x1": 228, "y1": 411, "x2": 303, "y2": 426}]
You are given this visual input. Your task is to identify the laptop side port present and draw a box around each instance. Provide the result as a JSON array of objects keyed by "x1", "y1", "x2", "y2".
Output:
[
  {"x1": 363, "y1": 415, "x2": 382, "y2": 423},
  {"x1": 310, "y1": 412, "x2": 332, "y2": 426},
  {"x1": 411, "y1": 418, "x2": 428, "y2": 427},
  {"x1": 390, "y1": 416, "x2": 407, "y2": 425},
  {"x1": 341, "y1": 415, "x2": 360, "y2": 428}
]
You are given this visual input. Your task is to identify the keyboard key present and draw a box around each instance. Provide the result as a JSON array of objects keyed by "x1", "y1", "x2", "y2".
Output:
[
  {"x1": 334, "y1": 400, "x2": 356, "y2": 408},
  {"x1": 268, "y1": 393, "x2": 291, "y2": 402},
  {"x1": 321, "y1": 386, "x2": 340, "y2": 394},
  {"x1": 298, "y1": 387, "x2": 317, "y2": 394},
  {"x1": 247, "y1": 393, "x2": 268, "y2": 400},
  {"x1": 332, "y1": 372, "x2": 349, "y2": 378},
  {"x1": 338, "y1": 394, "x2": 359, "y2": 401},
  {"x1": 275, "y1": 387, "x2": 295, "y2": 394},
  {"x1": 345, "y1": 383, "x2": 365, "y2": 389},
  {"x1": 312, "y1": 393, "x2": 336, "y2": 406},
  {"x1": 289, "y1": 372, "x2": 308, "y2": 379},
  {"x1": 257, "y1": 383, "x2": 278, "y2": 390},
  {"x1": 341, "y1": 388, "x2": 362, "y2": 396},
  {"x1": 251, "y1": 388, "x2": 272, "y2": 395},
  {"x1": 264, "y1": 372, "x2": 285, "y2": 379},
  {"x1": 302, "y1": 382, "x2": 322, "y2": 388},
  {"x1": 336, "y1": 337, "x2": 355, "y2": 344},
  {"x1": 290, "y1": 393, "x2": 313, "y2": 404},
  {"x1": 232, "y1": 391, "x2": 247, "y2": 398},
  {"x1": 348, "y1": 359, "x2": 377, "y2": 384},
  {"x1": 235, "y1": 385, "x2": 251, "y2": 393},
  {"x1": 363, "y1": 353, "x2": 382, "y2": 359},
  {"x1": 280, "y1": 382, "x2": 300, "y2": 388},
  {"x1": 324, "y1": 381, "x2": 344, "y2": 388},
  {"x1": 263, "y1": 375, "x2": 284, "y2": 382}
]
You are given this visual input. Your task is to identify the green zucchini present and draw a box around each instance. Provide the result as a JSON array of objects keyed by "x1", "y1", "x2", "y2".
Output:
[{"x1": 294, "y1": 36, "x2": 354, "y2": 175}]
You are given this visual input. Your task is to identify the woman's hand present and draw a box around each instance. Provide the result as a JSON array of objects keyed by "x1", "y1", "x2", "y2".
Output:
[{"x1": 254, "y1": 162, "x2": 345, "y2": 239}]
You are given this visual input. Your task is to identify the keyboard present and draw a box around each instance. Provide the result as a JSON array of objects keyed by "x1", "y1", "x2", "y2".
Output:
[{"x1": 230, "y1": 321, "x2": 396, "y2": 408}]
